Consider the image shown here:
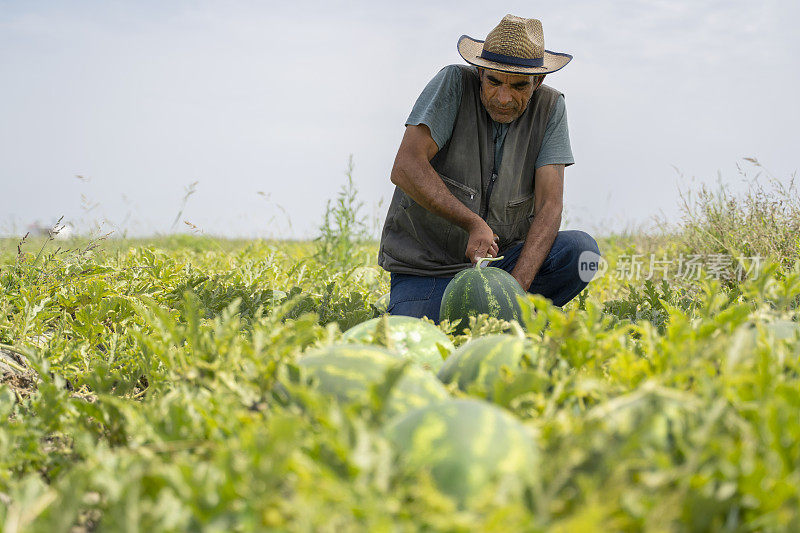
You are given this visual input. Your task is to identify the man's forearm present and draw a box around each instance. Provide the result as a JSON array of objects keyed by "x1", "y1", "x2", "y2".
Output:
[
  {"x1": 510, "y1": 201, "x2": 562, "y2": 290},
  {"x1": 391, "y1": 155, "x2": 481, "y2": 232}
]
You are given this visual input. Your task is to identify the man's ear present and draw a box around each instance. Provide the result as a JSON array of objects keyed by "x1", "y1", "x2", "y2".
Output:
[{"x1": 534, "y1": 74, "x2": 546, "y2": 90}]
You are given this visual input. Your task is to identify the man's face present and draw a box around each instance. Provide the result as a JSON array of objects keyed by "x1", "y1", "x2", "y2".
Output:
[{"x1": 479, "y1": 68, "x2": 544, "y2": 123}]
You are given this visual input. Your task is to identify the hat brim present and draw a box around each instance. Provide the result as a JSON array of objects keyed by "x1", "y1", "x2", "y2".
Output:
[{"x1": 457, "y1": 35, "x2": 572, "y2": 75}]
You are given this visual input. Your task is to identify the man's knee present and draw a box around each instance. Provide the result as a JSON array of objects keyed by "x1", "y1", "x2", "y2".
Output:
[
  {"x1": 573, "y1": 230, "x2": 600, "y2": 254},
  {"x1": 562, "y1": 230, "x2": 600, "y2": 263},
  {"x1": 568, "y1": 231, "x2": 601, "y2": 284},
  {"x1": 552, "y1": 231, "x2": 601, "y2": 285}
]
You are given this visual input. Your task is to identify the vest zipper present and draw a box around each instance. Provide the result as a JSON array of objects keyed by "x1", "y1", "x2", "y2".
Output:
[
  {"x1": 480, "y1": 173, "x2": 497, "y2": 220},
  {"x1": 481, "y1": 123, "x2": 502, "y2": 220}
]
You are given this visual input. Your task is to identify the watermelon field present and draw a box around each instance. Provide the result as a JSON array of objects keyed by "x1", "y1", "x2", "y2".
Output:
[{"x1": 3, "y1": 171, "x2": 800, "y2": 531}]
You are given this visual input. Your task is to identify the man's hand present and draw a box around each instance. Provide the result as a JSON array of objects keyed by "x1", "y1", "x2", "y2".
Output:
[{"x1": 466, "y1": 219, "x2": 499, "y2": 264}]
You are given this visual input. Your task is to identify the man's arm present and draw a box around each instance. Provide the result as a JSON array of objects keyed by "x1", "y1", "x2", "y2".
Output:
[
  {"x1": 510, "y1": 164, "x2": 564, "y2": 289},
  {"x1": 390, "y1": 124, "x2": 499, "y2": 262}
]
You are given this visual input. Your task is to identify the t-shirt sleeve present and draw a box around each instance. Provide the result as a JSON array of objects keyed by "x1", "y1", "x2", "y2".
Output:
[
  {"x1": 405, "y1": 65, "x2": 463, "y2": 150},
  {"x1": 535, "y1": 94, "x2": 575, "y2": 169}
]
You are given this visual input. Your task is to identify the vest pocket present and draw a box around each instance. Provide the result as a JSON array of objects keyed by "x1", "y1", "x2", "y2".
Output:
[
  {"x1": 392, "y1": 202, "x2": 454, "y2": 264},
  {"x1": 493, "y1": 193, "x2": 535, "y2": 249},
  {"x1": 440, "y1": 175, "x2": 478, "y2": 204},
  {"x1": 507, "y1": 192, "x2": 535, "y2": 209},
  {"x1": 440, "y1": 175, "x2": 478, "y2": 262}
]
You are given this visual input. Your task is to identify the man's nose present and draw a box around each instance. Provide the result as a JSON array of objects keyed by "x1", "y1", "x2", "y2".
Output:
[{"x1": 496, "y1": 86, "x2": 512, "y2": 105}]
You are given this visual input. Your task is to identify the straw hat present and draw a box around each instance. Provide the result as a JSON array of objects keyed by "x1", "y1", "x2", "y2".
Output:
[{"x1": 457, "y1": 15, "x2": 572, "y2": 75}]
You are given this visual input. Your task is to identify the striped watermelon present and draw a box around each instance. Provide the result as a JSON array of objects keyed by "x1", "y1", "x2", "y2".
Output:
[
  {"x1": 437, "y1": 335, "x2": 537, "y2": 399},
  {"x1": 342, "y1": 316, "x2": 455, "y2": 372},
  {"x1": 439, "y1": 260, "x2": 527, "y2": 333},
  {"x1": 765, "y1": 319, "x2": 800, "y2": 341},
  {"x1": 728, "y1": 319, "x2": 800, "y2": 367},
  {"x1": 384, "y1": 398, "x2": 539, "y2": 506},
  {"x1": 296, "y1": 344, "x2": 449, "y2": 417}
]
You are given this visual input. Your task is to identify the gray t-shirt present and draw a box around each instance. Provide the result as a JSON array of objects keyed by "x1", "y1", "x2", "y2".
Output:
[{"x1": 405, "y1": 65, "x2": 574, "y2": 171}]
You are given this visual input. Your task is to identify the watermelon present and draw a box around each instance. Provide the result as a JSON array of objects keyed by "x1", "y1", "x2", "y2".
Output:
[
  {"x1": 437, "y1": 334, "x2": 537, "y2": 398},
  {"x1": 765, "y1": 319, "x2": 800, "y2": 341},
  {"x1": 728, "y1": 319, "x2": 800, "y2": 367},
  {"x1": 384, "y1": 398, "x2": 539, "y2": 507},
  {"x1": 296, "y1": 344, "x2": 448, "y2": 418},
  {"x1": 342, "y1": 316, "x2": 455, "y2": 372},
  {"x1": 439, "y1": 257, "x2": 527, "y2": 333}
]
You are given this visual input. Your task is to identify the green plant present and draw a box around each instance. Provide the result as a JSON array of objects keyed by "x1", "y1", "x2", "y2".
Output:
[
  {"x1": 602, "y1": 278, "x2": 700, "y2": 333},
  {"x1": 314, "y1": 155, "x2": 372, "y2": 268},
  {"x1": 5, "y1": 167, "x2": 800, "y2": 529}
]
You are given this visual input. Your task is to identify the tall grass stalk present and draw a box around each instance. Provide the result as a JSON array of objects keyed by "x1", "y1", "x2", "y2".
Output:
[{"x1": 314, "y1": 155, "x2": 371, "y2": 267}]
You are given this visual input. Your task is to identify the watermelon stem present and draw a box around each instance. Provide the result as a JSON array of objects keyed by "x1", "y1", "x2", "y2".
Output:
[{"x1": 475, "y1": 256, "x2": 504, "y2": 268}]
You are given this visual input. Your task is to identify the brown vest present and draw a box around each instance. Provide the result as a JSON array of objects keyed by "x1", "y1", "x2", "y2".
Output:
[{"x1": 378, "y1": 65, "x2": 561, "y2": 276}]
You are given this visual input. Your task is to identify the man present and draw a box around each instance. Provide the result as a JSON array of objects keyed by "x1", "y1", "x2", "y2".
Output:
[{"x1": 378, "y1": 15, "x2": 601, "y2": 321}]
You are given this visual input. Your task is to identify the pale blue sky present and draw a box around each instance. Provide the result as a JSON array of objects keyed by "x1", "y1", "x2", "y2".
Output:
[{"x1": 1, "y1": 0, "x2": 798, "y2": 238}]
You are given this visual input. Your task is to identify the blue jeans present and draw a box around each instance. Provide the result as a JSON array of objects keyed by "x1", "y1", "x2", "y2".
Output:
[{"x1": 387, "y1": 230, "x2": 600, "y2": 323}]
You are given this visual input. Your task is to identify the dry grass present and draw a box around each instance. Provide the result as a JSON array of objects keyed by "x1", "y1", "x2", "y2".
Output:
[{"x1": 676, "y1": 158, "x2": 800, "y2": 283}]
